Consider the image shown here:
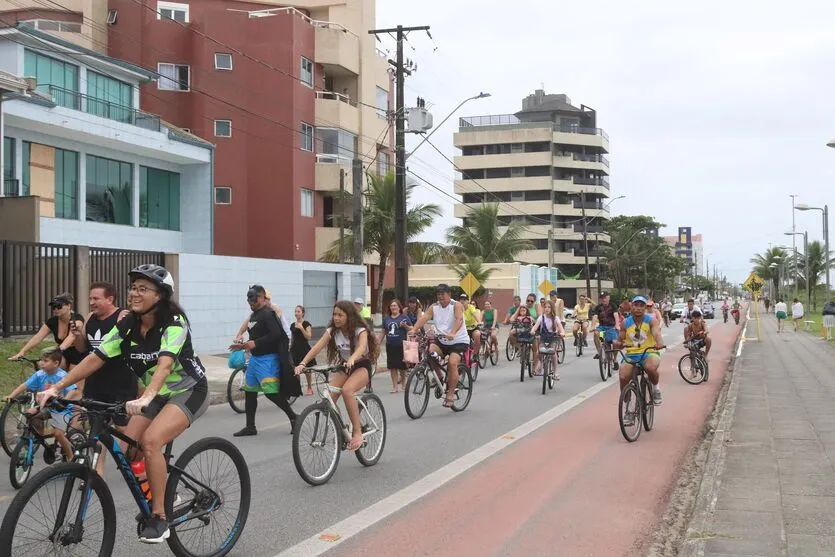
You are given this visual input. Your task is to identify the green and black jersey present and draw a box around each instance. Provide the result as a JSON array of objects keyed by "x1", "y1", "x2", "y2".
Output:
[{"x1": 94, "y1": 313, "x2": 205, "y2": 397}]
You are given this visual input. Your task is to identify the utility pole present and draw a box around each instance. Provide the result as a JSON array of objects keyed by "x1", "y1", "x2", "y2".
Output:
[
  {"x1": 339, "y1": 168, "x2": 346, "y2": 264},
  {"x1": 791, "y1": 194, "x2": 798, "y2": 290},
  {"x1": 595, "y1": 234, "x2": 602, "y2": 296},
  {"x1": 548, "y1": 180, "x2": 554, "y2": 274},
  {"x1": 580, "y1": 190, "x2": 591, "y2": 295},
  {"x1": 352, "y1": 158, "x2": 363, "y2": 265},
  {"x1": 369, "y1": 24, "x2": 430, "y2": 303}
]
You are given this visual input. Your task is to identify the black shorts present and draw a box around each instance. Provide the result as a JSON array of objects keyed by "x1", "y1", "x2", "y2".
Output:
[
  {"x1": 338, "y1": 358, "x2": 374, "y2": 383},
  {"x1": 386, "y1": 342, "x2": 405, "y2": 370},
  {"x1": 438, "y1": 343, "x2": 468, "y2": 357},
  {"x1": 143, "y1": 378, "x2": 209, "y2": 426}
]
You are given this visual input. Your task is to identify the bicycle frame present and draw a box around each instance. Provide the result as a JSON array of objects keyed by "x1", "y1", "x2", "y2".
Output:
[{"x1": 310, "y1": 368, "x2": 382, "y2": 445}]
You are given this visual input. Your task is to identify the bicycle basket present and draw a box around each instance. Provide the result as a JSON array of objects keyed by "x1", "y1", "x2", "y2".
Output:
[{"x1": 228, "y1": 350, "x2": 246, "y2": 369}]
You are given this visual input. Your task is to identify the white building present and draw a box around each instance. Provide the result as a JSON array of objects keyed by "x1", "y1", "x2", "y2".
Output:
[{"x1": 0, "y1": 23, "x2": 213, "y2": 254}]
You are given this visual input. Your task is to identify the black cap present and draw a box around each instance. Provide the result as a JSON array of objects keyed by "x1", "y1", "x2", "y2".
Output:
[
  {"x1": 599, "y1": 291, "x2": 610, "y2": 298},
  {"x1": 49, "y1": 295, "x2": 72, "y2": 308},
  {"x1": 436, "y1": 283, "x2": 451, "y2": 293},
  {"x1": 247, "y1": 284, "x2": 266, "y2": 298}
]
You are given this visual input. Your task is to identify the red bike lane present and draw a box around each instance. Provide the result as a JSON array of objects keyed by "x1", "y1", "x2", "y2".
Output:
[{"x1": 325, "y1": 322, "x2": 741, "y2": 557}]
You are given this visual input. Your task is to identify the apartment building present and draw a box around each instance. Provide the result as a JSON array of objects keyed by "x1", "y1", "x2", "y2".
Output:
[
  {"x1": 664, "y1": 227, "x2": 704, "y2": 274},
  {"x1": 453, "y1": 89, "x2": 613, "y2": 304},
  {"x1": 0, "y1": 0, "x2": 392, "y2": 261}
]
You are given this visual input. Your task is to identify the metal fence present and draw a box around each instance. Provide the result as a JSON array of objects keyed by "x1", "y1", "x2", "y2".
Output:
[
  {"x1": 90, "y1": 248, "x2": 165, "y2": 308},
  {"x1": 0, "y1": 241, "x2": 77, "y2": 337}
]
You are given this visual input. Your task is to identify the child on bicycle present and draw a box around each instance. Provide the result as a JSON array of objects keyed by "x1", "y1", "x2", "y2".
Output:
[
  {"x1": 683, "y1": 308, "x2": 711, "y2": 357},
  {"x1": 530, "y1": 300, "x2": 565, "y2": 376},
  {"x1": 4, "y1": 347, "x2": 81, "y2": 460},
  {"x1": 295, "y1": 300, "x2": 379, "y2": 451}
]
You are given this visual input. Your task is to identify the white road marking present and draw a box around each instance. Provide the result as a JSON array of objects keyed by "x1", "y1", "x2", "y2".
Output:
[{"x1": 275, "y1": 379, "x2": 616, "y2": 557}]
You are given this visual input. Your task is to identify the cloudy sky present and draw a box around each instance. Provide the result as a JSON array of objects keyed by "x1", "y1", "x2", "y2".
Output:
[{"x1": 376, "y1": 0, "x2": 835, "y2": 284}]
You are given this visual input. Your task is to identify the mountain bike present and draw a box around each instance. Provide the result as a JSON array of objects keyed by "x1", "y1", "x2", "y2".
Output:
[
  {"x1": 0, "y1": 397, "x2": 250, "y2": 557},
  {"x1": 678, "y1": 339, "x2": 709, "y2": 384},
  {"x1": 618, "y1": 346, "x2": 665, "y2": 443},
  {"x1": 1, "y1": 356, "x2": 40, "y2": 456},
  {"x1": 477, "y1": 325, "x2": 498, "y2": 369},
  {"x1": 226, "y1": 351, "x2": 298, "y2": 414},
  {"x1": 403, "y1": 334, "x2": 474, "y2": 419},
  {"x1": 293, "y1": 364, "x2": 386, "y2": 486},
  {"x1": 516, "y1": 326, "x2": 535, "y2": 382},
  {"x1": 537, "y1": 333, "x2": 561, "y2": 395},
  {"x1": 596, "y1": 328, "x2": 619, "y2": 382}
]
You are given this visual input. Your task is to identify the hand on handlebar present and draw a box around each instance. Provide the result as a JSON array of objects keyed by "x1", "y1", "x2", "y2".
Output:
[
  {"x1": 125, "y1": 393, "x2": 154, "y2": 417},
  {"x1": 294, "y1": 364, "x2": 305, "y2": 376},
  {"x1": 36, "y1": 387, "x2": 59, "y2": 408}
]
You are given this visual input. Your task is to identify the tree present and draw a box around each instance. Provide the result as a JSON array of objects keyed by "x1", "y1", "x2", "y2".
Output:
[
  {"x1": 319, "y1": 172, "x2": 442, "y2": 314},
  {"x1": 750, "y1": 247, "x2": 789, "y2": 300},
  {"x1": 445, "y1": 203, "x2": 533, "y2": 263},
  {"x1": 447, "y1": 256, "x2": 499, "y2": 286},
  {"x1": 408, "y1": 242, "x2": 452, "y2": 265},
  {"x1": 799, "y1": 241, "x2": 834, "y2": 309}
]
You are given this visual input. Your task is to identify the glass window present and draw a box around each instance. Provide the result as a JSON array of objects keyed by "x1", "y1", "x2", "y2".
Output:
[
  {"x1": 140, "y1": 166, "x2": 180, "y2": 230},
  {"x1": 300, "y1": 122, "x2": 314, "y2": 152},
  {"x1": 314, "y1": 127, "x2": 356, "y2": 160},
  {"x1": 54, "y1": 148, "x2": 78, "y2": 219},
  {"x1": 3, "y1": 137, "x2": 15, "y2": 196},
  {"x1": 214, "y1": 53, "x2": 233, "y2": 71},
  {"x1": 23, "y1": 49, "x2": 79, "y2": 108},
  {"x1": 300, "y1": 188, "x2": 313, "y2": 217},
  {"x1": 214, "y1": 186, "x2": 231, "y2": 204},
  {"x1": 157, "y1": 1, "x2": 189, "y2": 22},
  {"x1": 300, "y1": 57, "x2": 313, "y2": 87},
  {"x1": 214, "y1": 120, "x2": 231, "y2": 137},
  {"x1": 86, "y1": 71, "x2": 133, "y2": 123},
  {"x1": 157, "y1": 63, "x2": 190, "y2": 91},
  {"x1": 377, "y1": 149, "x2": 390, "y2": 177},
  {"x1": 376, "y1": 86, "x2": 388, "y2": 119},
  {"x1": 86, "y1": 154, "x2": 132, "y2": 225},
  {"x1": 22, "y1": 141, "x2": 30, "y2": 196}
]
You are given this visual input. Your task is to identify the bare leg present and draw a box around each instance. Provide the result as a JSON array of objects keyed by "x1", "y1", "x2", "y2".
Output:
[{"x1": 140, "y1": 406, "x2": 189, "y2": 518}]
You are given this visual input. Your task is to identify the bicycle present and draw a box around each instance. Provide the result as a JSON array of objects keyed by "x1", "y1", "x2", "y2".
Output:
[
  {"x1": 596, "y1": 329, "x2": 619, "y2": 382},
  {"x1": 293, "y1": 364, "x2": 387, "y2": 486},
  {"x1": 516, "y1": 326, "x2": 535, "y2": 382},
  {"x1": 226, "y1": 351, "x2": 298, "y2": 414},
  {"x1": 618, "y1": 346, "x2": 665, "y2": 443},
  {"x1": 537, "y1": 333, "x2": 561, "y2": 395},
  {"x1": 477, "y1": 325, "x2": 499, "y2": 370},
  {"x1": 574, "y1": 326, "x2": 585, "y2": 357},
  {"x1": 678, "y1": 339, "x2": 709, "y2": 384},
  {"x1": 1, "y1": 356, "x2": 40, "y2": 456},
  {"x1": 404, "y1": 334, "x2": 474, "y2": 419},
  {"x1": 505, "y1": 332, "x2": 518, "y2": 361},
  {"x1": 0, "y1": 397, "x2": 250, "y2": 557}
]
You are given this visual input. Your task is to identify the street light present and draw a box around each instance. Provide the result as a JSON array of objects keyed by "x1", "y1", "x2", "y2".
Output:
[
  {"x1": 795, "y1": 203, "x2": 830, "y2": 301},
  {"x1": 406, "y1": 92, "x2": 491, "y2": 159},
  {"x1": 785, "y1": 231, "x2": 810, "y2": 308}
]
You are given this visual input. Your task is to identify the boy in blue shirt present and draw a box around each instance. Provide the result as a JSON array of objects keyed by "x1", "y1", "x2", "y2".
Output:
[{"x1": 5, "y1": 347, "x2": 80, "y2": 460}]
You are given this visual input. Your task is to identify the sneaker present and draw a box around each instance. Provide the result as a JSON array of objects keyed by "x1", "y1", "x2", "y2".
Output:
[
  {"x1": 138, "y1": 515, "x2": 170, "y2": 544},
  {"x1": 233, "y1": 426, "x2": 257, "y2": 437},
  {"x1": 593, "y1": 354, "x2": 600, "y2": 360},
  {"x1": 652, "y1": 387, "x2": 663, "y2": 405},
  {"x1": 622, "y1": 415, "x2": 635, "y2": 427},
  {"x1": 613, "y1": 362, "x2": 619, "y2": 371}
]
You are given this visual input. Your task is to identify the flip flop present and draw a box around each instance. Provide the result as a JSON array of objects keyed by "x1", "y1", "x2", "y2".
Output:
[
  {"x1": 347, "y1": 437, "x2": 363, "y2": 451},
  {"x1": 442, "y1": 395, "x2": 455, "y2": 408}
]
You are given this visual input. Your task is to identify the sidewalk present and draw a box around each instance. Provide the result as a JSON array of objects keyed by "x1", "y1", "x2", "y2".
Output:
[{"x1": 681, "y1": 312, "x2": 835, "y2": 556}]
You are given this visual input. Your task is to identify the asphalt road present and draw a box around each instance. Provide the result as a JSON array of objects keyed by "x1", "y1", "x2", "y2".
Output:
[{"x1": 0, "y1": 316, "x2": 741, "y2": 556}]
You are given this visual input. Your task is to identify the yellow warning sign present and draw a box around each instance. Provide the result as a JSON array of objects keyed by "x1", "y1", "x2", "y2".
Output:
[
  {"x1": 743, "y1": 272, "x2": 764, "y2": 296},
  {"x1": 538, "y1": 279, "x2": 555, "y2": 298},
  {"x1": 459, "y1": 272, "x2": 481, "y2": 298}
]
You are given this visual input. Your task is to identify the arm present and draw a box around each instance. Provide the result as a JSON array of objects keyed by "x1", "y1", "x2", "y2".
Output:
[
  {"x1": 5, "y1": 381, "x2": 29, "y2": 400},
  {"x1": 271, "y1": 305, "x2": 292, "y2": 337},
  {"x1": 234, "y1": 318, "x2": 248, "y2": 342},
  {"x1": 530, "y1": 316, "x2": 541, "y2": 335},
  {"x1": 448, "y1": 303, "x2": 465, "y2": 338},
  {"x1": 41, "y1": 353, "x2": 106, "y2": 396},
  {"x1": 72, "y1": 312, "x2": 93, "y2": 352},
  {"x1": 297, "y1": 330, "x2": 331, "y2": 368},
  {"x1": 347, "y1": 330, "x2": 369, "y2": 367},
  {"x1": 557, "y1": 318, "x2": 566, "y2": 336},
  {"x1": 411, "y1": 305, "x2": 433, "y2": 332},
  {"x1": 11, "y1": 324, "x2": 51, "y2": 359},
  {"x1": 651, "y1": 316, "x2": 664, "y2": 348},
  {"x1": 302, "y1": 323, "x2": 313, "y2": 340},
  {"x1": 58, "y1": 318, "x2": 82, "y2": 352}
]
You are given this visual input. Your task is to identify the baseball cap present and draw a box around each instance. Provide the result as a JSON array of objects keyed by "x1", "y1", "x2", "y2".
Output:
[
  {"x1": 599, "y1": 291, "x2": 610, "y2": 298},
  {"x1": 459, "y1": 293, "x2": 469, "y2": 300},
  {"x1": 48, "y1": 295, "x2": 72, "y2": 308},
  {"x1": 247, "y1": 285, "x2": 266, "y2": 299},
  {"x1": 631, "y1": 295, "x2": 648, "y2": 304},
  {"x1": 353, "y1": 297, "x2": 364, "y2": 305}
]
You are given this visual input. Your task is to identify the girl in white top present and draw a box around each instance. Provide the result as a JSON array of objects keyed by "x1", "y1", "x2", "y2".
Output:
[
  {"x1": 791, "y1": 299, "x2": 804, "y2": 332},
  {"x1": 531, "y1": 300, "x2": 566, "y2": 376}
]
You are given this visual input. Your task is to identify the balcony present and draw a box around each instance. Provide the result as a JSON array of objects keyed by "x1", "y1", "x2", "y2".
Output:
[
  {"x1": 44, "y1": 86, "x2": 160, "y2": 131},
  {"x1": 454, "y1": 176, "x2": 551, "y2": 194},
  {"x1": 315, "y1": 154, "x2": 353, "y2": 193},
  {"x1": 552, "y1": 152, "x2": 609, "y2": 172},
  {"x1": 453, "y1": 151, "x2": 551, "y2": 170},
  {"x1": 314, "y1": 23, "x2": 360, "y2": 75},
  {"x1": 315, "y1": 91, "x2": 359, "y2": 135},
  {"x1": 573, "y1": 176, "x2": 609, "y2": 189},
  {"x1": 315, "y1": 226, "x2": 341, "y2": 260}
]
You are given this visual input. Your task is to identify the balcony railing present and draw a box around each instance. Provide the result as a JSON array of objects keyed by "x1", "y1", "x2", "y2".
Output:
[
  {"x1": 45, "y1": 86, "x2": 160, "y2": 131},
  {"x1": 572, "y1": 153, "x2": 607, "y2": 164},
  {"x1": 316, "y1": 153, "x2": 352, "y2": 164},
  {"x1": 315, "y1": 90, "x2": 358, "y2": 107},
  {"x1": 2, "y1": 178, "x2": 19, "y2": 196},
  {"x1": 573, "y1": 200, "x2": 606, "y2": 210},
  {"x1": 572, "y1": 176, "x2": 610, "y2": 188},
  {"x1": 246, "y1": 6, "x2": 358, "y2": 38},
  {"x1": 460, "y1": 114, "x2": 609, "y2": 140}
]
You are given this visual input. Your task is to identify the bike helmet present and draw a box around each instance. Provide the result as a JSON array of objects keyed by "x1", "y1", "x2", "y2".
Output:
[{"x1": 129, "y1": 264, "x2": 175, "y2": 297}]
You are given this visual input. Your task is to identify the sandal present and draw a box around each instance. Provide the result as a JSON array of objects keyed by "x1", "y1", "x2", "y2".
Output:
[
  {"x1": 390, "y1": 388, "x2": 399, "y2": 394},
  {"x1": 442, "y1": 395, "x2": 455, "y2": 408},
  {"x1": 347, "y1": 437, "x2": 363, "y2": 451}
]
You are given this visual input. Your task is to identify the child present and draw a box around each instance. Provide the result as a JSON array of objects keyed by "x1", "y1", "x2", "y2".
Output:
[{"x1": 5, "y1": 347, "x2": 81, "y2": 461}]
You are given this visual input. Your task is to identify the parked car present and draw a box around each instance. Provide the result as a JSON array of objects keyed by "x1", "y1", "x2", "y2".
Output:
[
  {"x1": 671, "y1": 302, "x2": 687, "y2": 319},
  {"x1": 701, "y1": 301, "x2": 715, "y2": 319},
  {"x1": 563, "y1": 307, "x2": 575, "y2": 320}
]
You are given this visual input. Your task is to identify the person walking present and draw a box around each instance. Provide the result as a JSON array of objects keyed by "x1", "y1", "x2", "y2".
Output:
[
  {"x1": 379, "y1": 299, "x2": 410, "y2": 393},
  {"x1": 822, "y1": 299, "x2": 835, "y2": 341},
  {"x1": 290, "y1": 306, "x2": 316, "y2": 396},
  {"x1": 774, "y1": 298, "x2": 788, "y2": 333},
  {"x1": 792, "y1": 298, "x2": 805, "y2": 332}
]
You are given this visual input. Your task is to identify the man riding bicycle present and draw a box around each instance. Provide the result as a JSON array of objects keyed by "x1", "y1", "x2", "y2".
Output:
[
  {"x1": 684, "y1": 308, "x2": 711, "y2": 357},
  {"x1": 680, "y1": 298, "x2": 699, "y2": 324},
  {"x1": 614, "y1": 296, "x2": 665, "y2": 421},
  {"x1": 590, "y1": 291, "x2": 619, "y2": 370},
  {"x1": 459, "y1": 293, "x2": 482, "y2": 360},
  {"x1": 410, "y1": 284, "x2": 470, "y2": 409}
]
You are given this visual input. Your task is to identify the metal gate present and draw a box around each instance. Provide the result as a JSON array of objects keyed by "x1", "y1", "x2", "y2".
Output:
[
  {"x1": 302, "y1": 271, "x2": 338, "y2": 328},
  {"x1": 89, "y1": 248, "x2": 164, "y2": 306}
]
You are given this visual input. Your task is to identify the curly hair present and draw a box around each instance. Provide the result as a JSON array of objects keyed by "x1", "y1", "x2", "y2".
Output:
[{"x1": 326, "y1": 300, "x2": 380, "y2": 364}]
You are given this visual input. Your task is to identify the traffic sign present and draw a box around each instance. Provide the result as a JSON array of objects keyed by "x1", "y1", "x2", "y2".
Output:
[
  {"x1": 538, "y1": 279, "x2": 555, "y2": 298},
  {"x1": 459, "y1": 272, "x2": 481, "y2": 298},
  {"x1": 743, "y1": 272, "x2": 764, "y2": 295}
]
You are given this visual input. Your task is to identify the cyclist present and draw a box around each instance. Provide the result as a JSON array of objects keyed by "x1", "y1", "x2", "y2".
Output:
[
  {"x1": 614, "y1": 295, "x2": 665, "y2": 418},
  {"x1": 721, "y1": 298, "x2": 730, "y2": 321},
  {"x1": 648, "y1": 299, "x2": 663, "y2": 324},
  {"x1": 295, "y1": 300, "x2": 379, "y2": 448},
  {"x1": 37, "y1": 264, "x2": 209, "y2": 544},
  {"x1": 661, "y1": 298, "x2": 673, "y2": 327},
  {"x1": 684, "y1": 307, "x2": 711, "y2": 357},
  {"x1": 9, "y1": 293, "x2": 86, "y2": 369},
  {"x1": 680, "y1": 298, "x2": 698, "y2": 324},
  {"x1": 459, "y1": 294, "x2": 482, "y2": 359},
  {"x1": 590, "y1": 292, "x2": 619, "y2": 369},
  {"x1": 481, "y1": 300, "x2": 499, "y2": 356},
  {"x1": 548, "y1": 290, "x2": 566, "y2": 330},
  {"x1": 524, "y1": 293, "x2": 540, "y2": 319},
  {"x1": 409, "y1": 284, "x2": 470, "y2": 409},
  {"x1": 531, "y1": 300, "x2": 565, "y2": 376},
  {"x1": 504, "y1": 295, "x2": 523, "y2": 349},
  {"x1": 572, "y1": 293, "x2": 591, "y2": 346}
]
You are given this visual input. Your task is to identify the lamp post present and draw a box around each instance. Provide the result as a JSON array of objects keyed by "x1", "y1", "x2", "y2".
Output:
[
  {"x1": 795, "y1": 203, "x2": 830, "y2": 302},
  {"x1": 576, "y1": 194, "x2": 624, "y2": 297},
  {"x1": 785, "y1": 231, "x2": 810, "y2": 308}
]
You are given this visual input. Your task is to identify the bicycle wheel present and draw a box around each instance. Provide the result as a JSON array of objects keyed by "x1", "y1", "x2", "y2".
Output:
[
  {"x1": 618, "y1": 382, "x2": 642, "y2": 442},
  {"x1": 165, "y1": 437, "x2": 251, "y2": 557},
  {"x1": 1, "y1": 400, "x2": 27, "y2": 457},
  {"x1": 451, "y1": 364, "x2": 473, "y2": 412},
  {"x1": 527, "y1": 347, "x2": 534, "y2": 378},
  {"x1": 598, "y1": 349, "x2": 608, "y2": 382},
  {"x1": 356, "y1": 393, "x2": 386, "y2": 467},
  {"x1": 641, "y1": 377, "x2": 655, "y2": 432},
  {"x1": 478, "y1": 343, "x2": 488, "y2": 369},
  {"x1": 470, "y1": 356, "x2": 480, "y2": 385},
  {"x1": 470, "y1": 351, "x2": 480, "y2": 383},
  {"x1": 677, "y1": 354, "x2": 705, "y2": 385},
  {"x1": 404, "y1": 364, "x2": 430, "y2": 420},
  {"x1": 226, "y1": 368, "x2": 246, "y2": 414},
  {"x1": 292, "y1": 403, "x2": 341, "y2": 486},
  {"x1": 490, "y1": 342, "x2": 499, "y2": 366},
  {"x1": 9, "y1": 437, "x2": 34, "y2": 489},
  {"x1": 519, "y1": 345, "x2": 526, "y2": 382},
  {"x1": 701, "y1": 355, "x2": 710, "y2": 383},
  {"x1": 557, "y1": 337, "x2": 566, "y2": 364},
  {"x1": 575, "y1": 336, "x2": 583, "y2": 357},
  {"x1": 541, "y1": 356, "x2": 550, "y2": 395},
  {"x1": 0, "y1": 462, "x2": 116, "y2": 556},
  {"x1": 506, "y1": 338, "x2": 517, "y2": 361},
  {"x1": 547, "y1": 357, "x2": 556, "y2": 391}
]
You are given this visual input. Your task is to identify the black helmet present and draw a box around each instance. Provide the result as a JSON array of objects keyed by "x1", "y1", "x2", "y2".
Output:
[{"x1": 129, "y1": 264, "x2": 175, "y2": 296}]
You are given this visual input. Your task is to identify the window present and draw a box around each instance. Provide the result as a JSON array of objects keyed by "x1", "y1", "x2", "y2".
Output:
[
  {"x1": 86, "y1": 155, "x2": 133, "y2": 225},
  {"x1": 214, "y1": 53, "x2": 233, "y2": 71},
  {"x1": 23, "y1": 49, "x2": 79, "y2": 108},
  {"x1": 214, "y1": 186, "x2": 231, "y2": 205},
  {"x1": 510, "y1": 191, "x2": 525, "y2": 202},
  {"x1": 140, "y1": 166, "x2": 180, "y2": 230},
  {"x1": 23, "y1": 20, "x2": 82, "y2": 33},
  {"x1": 510, "y1": 167, "x2": 524, "y2": 178},
  {"x1": 376, "y1": 86, "x2": 388, "y2": 118},
  {"x1": 300, "y1": 188, "x2": 314, "y2": 217},
  {"x1": 107, "y1": 9, "x2": 117, "y2": 24},
  {"x1": 377, "y1": 149, "x2": 389, "y2": 176},
  {"x1": 86, "y1": 71, "x2": 133, "y2": 123},
  {"x1": 3, "y1": 137, "x2": 15, "y2": 196},
  {"x1": 55, "y1": 148, "x2": 79, "y2": 219},
  {"x1": 157, "y1": 63, "x2": 190, "y2": 91},
  {"x1": 214, "y1": 120, "x2": 231, "y2": 137},
  {"x1": 22, "y1": 141, "x2": 30, "y2": 196},
  {"x1": 300, "y1": 122, "x2": 314, "y2": 152},
  {"x1": 157, "y1": 1, "x2": 189, "y2": 23},
  {"x1": 300, "y1": 57, "x2": 313, "y2": 87},
  {"x1": 314, "y1": 127, "x2": 355, "y2": 160}
]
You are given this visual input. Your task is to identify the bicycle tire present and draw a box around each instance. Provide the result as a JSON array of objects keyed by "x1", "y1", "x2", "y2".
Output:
[
  {"x1": 527, "y1": 347, "x2": 534, "y2": 378},
  {"x1": 557, "y1": 337, "x2": 566, "y2": 364},
  {"x1": 451, "y1": 363, "x2": 473, "y2": 412},
  {"x1": 9, "y1": 437, "x2": 33, "y2": 489},
  {"x1": 470, "y1": 356, "x2": 480, "y2": 385},
  {"x1": 404, "y1": 365, "x2": 430, "y2": 420},
  {"x1": 292, "y1": 403, "x2": 341, "y2": 486},
  {"x1": 165, "y1": 437, "x2": 251, "y2": 557},
  {"x1": 490, "y1": 343, "x2": 499, "y2": 366},
  {"x1": 641, "y1": 377, "x2": 655, "y2": 432},
  {"x1": 478, "y1": 343, "x2": 488, "y2": 369},
  {"x1": 0, "y1": 462, "x2": 116, "y2": 556},
  {"x1": 618, "y1": 382, "x2": 642, "y2": 442},
  {"x1": 506, "y1": 338, "x2": 517, "y2": 361},
  {"x1": 519, "y1": 345, "x2": 527, "y2": 382},
  {"x1": 0, "y1": 400, "x2": 26, "y2": 457},
  {"x1": 575, "y1": 335, "x2": 583, "y2": 357},
  {"x1": 227, "y1": 368, "x2": 246, "y2": 414},
  {"x1": 541, "y1": 355, "x2": 550, "y2": 395},
  {"x1": 355, "y1": 393, "x2": 386, "y2": 467},
  {"x1": 677, "y1": 354, "x2": 705, "y2": 385},
  {"x1": 599, "y1": 349, "x2": 608, "y2": 382}
]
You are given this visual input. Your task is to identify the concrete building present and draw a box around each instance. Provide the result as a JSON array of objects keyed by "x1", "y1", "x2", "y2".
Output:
[
  {"x1": 453, "y1": 89, "x2": 613, "y2": 304},
  {"x1": 664, "y1": 227, "x2": 704, "y2": 276},
  {"x1": 0, "y1": 23, "x2": 213, "y2": 253}
]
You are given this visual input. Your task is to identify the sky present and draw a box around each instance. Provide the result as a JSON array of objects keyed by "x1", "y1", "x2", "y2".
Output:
[{"x1": 376, "y1": 0, "x2": 835, "y2": 284}]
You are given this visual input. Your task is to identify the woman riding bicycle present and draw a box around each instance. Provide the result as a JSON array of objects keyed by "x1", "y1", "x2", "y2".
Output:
[
  {"x1": 294, "y1": 300, "x2": 379, "y2": 451},
  {"x1": 531, "y1": 300, "x2": 565, "y2": 376},
  {"x1": 481, "y1": 300, "x2": 499, "y2": 355},
  {"x1": 37, "y1": 264, "x2": 209, "y2": 544},
  {"x1": 572, "y1": 294, "x2": 591, "y2": 346}
]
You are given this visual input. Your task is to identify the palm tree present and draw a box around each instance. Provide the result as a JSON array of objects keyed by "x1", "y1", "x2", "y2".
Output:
[
  {"x1": 447, "y1": 256, "x2": 498, "y2": 286},
  {"x1": 446, "y1": 203, "x2": 533, "y2": 262},
  {"x1": 408, "y1": 242, "x2": 452, "y2": 264},
  {"x1": 319, "y1": 172, "x2": 442, "y2": 314},
  {"x1": 799, "y1": 240, "x2": 834, "y2": 309},
  {"x1": 750, "y1": 247, "x2": 789, "y2": 299}
]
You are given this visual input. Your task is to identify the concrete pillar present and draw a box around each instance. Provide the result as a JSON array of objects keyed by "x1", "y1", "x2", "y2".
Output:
[
  {"x1": 164, "y1": 253, "x2": 179, "y2": 303},
  {"x1": 75, "y1": 245, "x2": 90, "y2": 315}
]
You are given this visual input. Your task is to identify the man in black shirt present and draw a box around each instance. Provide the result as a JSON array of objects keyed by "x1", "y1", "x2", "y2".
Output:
[
  {"x1": 590, "y1": 291, "x2": 619, "y2": 369},
  {"x1": 233, "y1": 285, "x2": 301, "y2": 437}
]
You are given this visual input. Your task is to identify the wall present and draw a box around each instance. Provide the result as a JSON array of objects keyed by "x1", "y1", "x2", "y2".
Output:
[
  {"x1": 174, "y1": 253, "x2": 365, "y2": 354},
  {"x1": 0, "y1": 195, "x2": 39, "y2": 241}
]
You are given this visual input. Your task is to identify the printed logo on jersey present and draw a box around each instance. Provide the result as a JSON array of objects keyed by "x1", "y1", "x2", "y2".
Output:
[
  {"x1": 130, "y1": 351, "x2": 160, "y2": 362},
  {"x1": 87, "y1": 328, "x2": 104, "y2": 348},
  {"x1": 248, "y1": 321, "x2": 257, "y2": 330}
]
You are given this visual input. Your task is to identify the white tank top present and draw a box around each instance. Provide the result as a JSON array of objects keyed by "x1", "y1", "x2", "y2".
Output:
[
  {"x1": 433, "y1": 301, "x2": 471, "y2": 346},
  {"x1": 331, "y1": 327, "x2": 368, "y2": 361}
]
